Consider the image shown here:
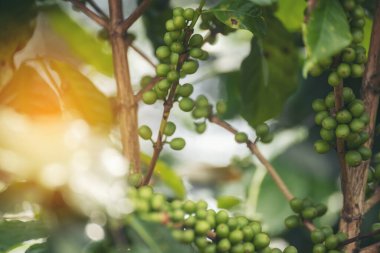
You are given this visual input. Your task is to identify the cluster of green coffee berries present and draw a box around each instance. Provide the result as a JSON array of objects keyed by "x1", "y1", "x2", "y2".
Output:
[
  {"x1": 310, "y1": 227, "x2": 348, "y2": 253},
  {"x1": 128, "y1": 186, "x2": 298, "y2": 253},
  {"x1": 284, "y1": 197, "x2": 327, "y2": 229},
  {"x1": 312, "y1": 87, "x2": 371, "y2": 166},
  {"x1": 309, "y1": 0, "x2": 367, "y2": 80},
  {"x1": 234, "y1": 123, "x2": 273, "y2": 145},
  {"x1": 366, "y1": 152, "x2": 380, "y2": 197}
]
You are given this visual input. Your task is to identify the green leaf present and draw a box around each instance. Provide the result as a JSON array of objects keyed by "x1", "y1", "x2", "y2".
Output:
[
  {"x1": 217, "y1": 195, "x2": 242, "y2": 209},
  {"x1": 141, "y1": 154, "x2": 186, "y2": 199},
  {"x1": 239, "y1": 16, "x2": 299, "y2": 126},
  {"x1": 275, "y1": 0, "x2": 306, "y2": 31},
  {"x1": 210, "y1": 0, "x2": 266, "y2": 36},
  {"x1": 44, "y1": 5, "x2": 113, "y2": 76},
  {"x1": 250, "y1": 0, "x2": 277, "y2": 6},
  {"x1": 140, "y1": 0, "x2": 172, "y2": 49},
  {"x1": 26, "y1": 243, "x2": 48, "y2": 253},
  {"x1": 126, "y1": 215, "x2": 194, "y2": 253},
  {"x1": 303, "y1": 0, "x2": 352, "y2": 76},
  {"x1": 0, "y1": 220, "x2": 47, "y2": 251},
  {"x1": 219, "y1": 72, "x2": 242, "y2": 119}
]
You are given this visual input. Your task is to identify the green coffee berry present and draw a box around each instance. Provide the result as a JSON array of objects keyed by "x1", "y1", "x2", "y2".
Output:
[
  {"x1": 314, "y1": 140, "x2": 330, "y2": 154},
  {"x1": 156, "y1": 46, "x2": 171, "y2": 59},
  {"x1": 283, "y1": 246, "x2": 298, "y2": 253},
  {"x1": 311, "y1": 229, "x2": 326, "y2": 244},
  {"x1": 173, "y1": 16, "x2": 186, "y2": 29},
  {"x1": 312, "y1": 244, "x2": 327, "y2": 253},
  {"x1": 192, "y1": 107, "x2": 209, "y2": 119},
  {"x1": 182, "y1": 60, "x2": 199, "y2": 74},
  {"x1": 167, "y1": 70, "x2": 180, "y2": 82},
  {"x1": 216, "y1": 224, "x2": 230, "y2": 238},
  {"x1": 190, "y1": 48, "x2": 204, "y2": 59},
  {"x1": 309, "y1": 64, "x2": 323, "y2": 77},
  {"x1": 289, "y1": 198, "x2": 303, "y2": 213},
  {"x1": 255, "y1": 123, "x2": 270, "y2": 137},
  {"x1": 165, "y1": 19, "x2": 176, "y2": 31},
  {"x1": 181, "y1": 229, "x2": 195, "y2": 243},
  {"x1": 189, "y1": 34, "x2": 204, "y2": 47},
  {"x1": 336, "y1": 232, "x2": 348, "y2": 242},
  {"x1": 242, "y1": 226, "x2": 255, "y2": 241},
  {"x1": 325, "y1": 235, "x2": 339, "y2": 250},
  {"x1": 195, "y1": 122, "x2": 207, "y2": 134},
  {"x1": 302, "y1": 207, "x2": 318, "y2": 220},
  {"x1": 324, "y1": 93, "x2": 336, "y2": 108},
  {"x1": 336, "y1": 110, "x2": 352, "y2": 124},
  {"x1": 164, "y1": 32, "x2": 173, "y2": 45},
  {"x1": 170, "y1": 53, "x2": 179, "y2": 65},
  {"x1": 127, "y1": 172, "x2": 144, "y2": 187},
  {"x1": 315, "y1": 203, "x2": 327, "y2": 216},
  {"x1": 216, "y1": 100, "x2": 227, "y2": 115},
  {"x1": 342, "y1": 47, "x2": 356, "y2": 62},
  {"x1": 322, "y1": 117, "x2": 337, "y2": 130},
  {"x1": 253, "y1": 233, "x2": 270, "y2": 250},
  {"x1": 157, "y1": 79, "x2": 171, "y2": 91},
  {"x1": 351, "y1": 64, "x2": 364, "y2": 77},
  {"x1": 164, "y1": 121, "x2": 176, "y2": 136},
  {"x1": 195, "y1": 237, "x2": 208, "y2": 249},
  {"x1": 195, "y1": 220, "x2": 210, "y2": 235},
  {"x1": 156, "y1": 63, "x2": 171, "y2": 77},
  {"x1": 183, "y1": 8, "x2": 195, "y2": 21},
  {"x1": 196, "y1": 95, "x2": 209, "y2": 107},
  {"x1": 170, "y1": 42, "x2": 184, "y2": 54},
  {"x1": 229, "y1": 230, "x2": 244, "y2": 244},
  {"x1": 337, "y1": 63, "x2": 351, "y2": 78},
  {"x1": 243, "y1": 242, "x2": 255, "y2": 253},
  {"x1": 345, "y1": 150, "x2": 362, "y2": 166},
  {"x1": 312, "y1": 99, "x2": 327, "y2": 112},
  {"x1": 284, "y1": 215, "x2": 301, "y2": 229},
  {"x1": 352, "y1": 29, "x2": 364, "y2": 44},
  {"x1": 315, "y1": 111, "x2": 329, "y2": 125},
  {"x1": 319, "y1": 57, "x2": 332, "y2": 68},
  {"x1": 320, "y1": 128, "x2": 335, "y2": 142},
  {"x1": 169, "y1": 31, "x2": 182, "y2": 40},
  {"x1": 142, "y1": 90, "x2": 158, "y2": 105},
  {"x1": 217, "y1": 238, "x2": 231, "y2": 252},
  {"x1": 320, "y1": 226, "x2": 334, "y2": 237},
  {"x1": 260, "y1": 132, "x2": 274, "y2": 144},
  {"x1": 350, "y1": 119, "x2": 365, "y2": 132},
  {"x1": 353, "y1": 6, "x2": 365, "y2": 18},
  {"x1": 349, "y1": 100, "x2": 365, "y2": 117},
  {"x1": 216, "y1": 210, "x2": 229, "y2": 224},
  {"x1": 138, "y1": 125, "x2": 152, "y2": 140},
  {"x1": 140, "y1": 75, "x2": 152, "y2": 88},
  {"x1": 336, "y1": 124, "x2": 350, "y2": 139},
  {"x1": 328, "y1": 72, "x2": 341, "y2": 86},
  {"x1": 179, "y1": 97, "x2": 195, "y2": 112},
  {"x1": 170, "y1": 138, "x2": 186, "y2": 150},
  {"x1": 343, "y1": 87, "x2": 355, "y2": 103},
  {"x1": 235, "y1": 132, "x2": 248, "y2": 143},
  {"x1": 172, "y1": 7, "x2": 184, "y2": 17},
  {"x1": 177, "y1": 83, "x2": 193, "y2": 97},
  {"x1": 358, "y1": 146, "x2": 372, "y2": 160}
]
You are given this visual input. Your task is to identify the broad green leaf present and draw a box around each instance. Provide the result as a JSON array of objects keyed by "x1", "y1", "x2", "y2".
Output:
[
  {"x1": 210, "y1": 0, "x2": 266, "y2": 36},
  {"x1": 140, "y1": 0, "x2": 172, "y2": 49},
  {"x1": 0, "y1": 0, "x2": 37, "y2": 86},
  {"x1": 217, "y1": 195, "x2": 242, "y2": 209},
  {"x1": 219, "y1": 72, "x2": 242, "y2": 119},
  {"x1": 303, "y1": 0, "x2": 352, "y2": 76},
  {"x1": 50, "y1": 59, "x2": 114, "y2": 130},
  {"x1": 250, "y1": 0, "x2": 277, "y2": 6},
  {"x1": 361, "y1": 17, "x2": 372, "y2": 53},
  {"x1": 44, "y1": 5, "x2": 113, "y2": 76},
  {"x1": 126, "y1": 215, "x2": 194, "y2": 253},
  {"x1": 275, "y1": 0, "x2": 306, "y2": 31},
  {"x1": 0, "y1": 220, "x2": 47, "y2": 251},
  {"x1": 141, "y1": 153, "x2": 186, "y2": 199},
  {"x1": 239, "y1": 16, "x2": 299, "y2": 126}
]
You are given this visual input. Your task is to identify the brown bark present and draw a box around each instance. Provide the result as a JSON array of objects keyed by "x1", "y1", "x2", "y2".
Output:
[
  {"x1": 339, "y1": 1, "x2": 380, "y2": 252},
  {"x1": 108, "y1": 0, "x2": 141, "y2": 173}
]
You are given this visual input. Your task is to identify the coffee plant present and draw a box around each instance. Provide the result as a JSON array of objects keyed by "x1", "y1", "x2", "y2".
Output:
[{"x1": 0, "y1": 0, "x2": 380, "y2": 252}]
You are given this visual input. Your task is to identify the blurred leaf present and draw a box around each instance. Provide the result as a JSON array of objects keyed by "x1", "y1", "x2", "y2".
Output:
[
  {"x1": 50, "y1": 59, "x2": 114, "y2": 130},
  {"x1": 0, "y1": 220, "x2": 47, "y2": 251},
  {"x1": 140, "y1": 0, "x2": 171, "y2": 49},
  {"x1": 210, "y1": 0, "x2": 266, "y2": 36},
  {"x1": 250, "y1": 0, "x2": 277, "y2": 6},
  {"x1": 0, "y1": 0, "x2": 37, "y2": 86},
  {"x1": 219, "y1": 71, "x2": 241, "y2": 119},
  {"x1": 26, "y1": 243, "x2": 48, "y2": 253},
  {"x1": 44, "y1": 5, "x2": 113, "y2": 76},
  {"x1": 361, "y1": 17, "x2": 373, "y2": 53},
  {"x1": 239, "y1": 16, "x2": 298, "y2": 126},
  {"x1": 303, "y1": 0, "x2": 352, "y2": 76},
  {"x1": 275, "y1": 0, "x2": 306, "y2": 31},
  {"x1": 217, "y1": 195, "x2": 241, "y2": 209},
  {"x1": 126, "y1": 215, "x2": 194, "y2": 253},
  {"x1": 141, "y1": 154, "x2": 186, "y2": 199}
]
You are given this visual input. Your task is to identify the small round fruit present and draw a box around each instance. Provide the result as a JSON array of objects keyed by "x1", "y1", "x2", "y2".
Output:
[
  {"x1": 350, "y1": 119, "x2": 365, "y2": 133},
  {"x1": 343, "y1": 87, "x2": 355, "y2": 103},
  {"x1": 349, "y1": 100, "x2": 365, "y2": 117},
  {"x1": 172, "y1": 7, "x2": 184, "y2": 16},
  {"x1": 164, "y1": 121, "x2": 176, "y2": 136},
  {"x1": 320, "y1": 226, "x2": 333, "y2": 237},
  {"x1": 336, "y1": 110, "x2": 352, "y2": 124},
  {"x1": 284, "y1": 215, "x2": 301, "y2": 229},
  {"x1": 309, "y1": 65, "x2": 323, "y2": 77},
  {"x1": 255, "y1": 123, "x2": 270, "y2": 137},
  {"x1": 157, "y1": 79, "x2": 171, "y2": 91},
  {"x1": 196, "y1": 95, "x2": 209, "y2": 107},
  {"x1": 315, "y1": 203, "x2": 327, "y2": 216},
  {"x1": 322, "y1": 117, "x2": 337, "y2": 130},
  {"x1": 181, "y1": 229, "x2": 195, "y2": 243},
  {"x1": 289, "y1": 198, "x2": 303, "y2": 213},
  {"x1": 142, "y1": 90, "x2": 158, "y2": 105},
  {"x1": 170, "y1": 138, "x2": 186, "y2": 150},
  {"x1": 229, "y1": 230, "x2": 244, "y2": 244},
  {"x1": 324, "y1": 93, "x2": 336, "y2": 108},
  {"x1": 189, "y1": 34, "x2": 204, "y2": 47},
  {"x1": 170, "y1": 42, "x2": 184, "y2": 54},
  {"x1": 190, "y1": 48, "x2": 204, "y2": 59},
  {"x1": 182, "y1": 60, "x2": 199, "y2": 74},
  {"x1": 138, "y1": 185, "x2": 153, "y2": 199},
  {"x1": 312, "y1": 244, "x2": 326, "y2": 253},
  {"x1": 284, "y1": 246, "x2": 298, "y2": 253},
  {"x1": 183, "y1": 8, "x2": 195, "y2": 21},
  {"x1": 345, "y1": 150, "x2": 362, "y2": 166},
  {"x1": 243, "y1": 243, "x2": 255, "y2": 253},
  {"x1": 312, "y1": 99, "x2": 327, "y2": 112},
  {"x1": 328, "y1": 72, "x2": 341, "y2": 86},
  {"x1": 358, "y1": 146, "x2": 372, "y2": 160},
  {"x1": 170, "y1": 53, "x2": 179, "y2": 65},
  {"x1": 302, "y1": 207, "x2": 318, "y2": 220},
  {"x1": 195, "y1": 237, "x2": 208, "y2": 249},
  {"x1": 127, "y1": 173, "x2": 144, "y2": 187},
  {"x1": 335, "y1": 124, "x2": 350, "y2": 139},
  {"x1": 314, "y1": 140, "x2": 330, "y2": 153},
  {"x1": 351, "y1": 64, "x2": 364, "y2": 77},
  {"x1": 319, "y1": 57, "x2": 332, "y2": 68},
  {"x1": 216, "y1": 210, "x2": 229, "y2": 224},
  {"x1": 311, "y1": 229, "x2": 326, "y2": 244},
  {"x1": 235, "y1": 132, "x2": 248, "y2": 143},
  {"x1": 217, "y1": 238, "x2": 231, "y2": 252},
  {"x1": 315, "y1": 111, "x2": 329, "y2": 125},
  {"x1": 353, "y1": 6, "x2": 365, "y2": 18},
  {"x1": 216, "y1": 100, "x2": 227, "y2": 115},
  {"x1": 156, "y1": 46, "x2": 171, "y2": 59},
  {"x1": 156, "y1": 63, "x2": 171, "y2": 77},
  {"x1": 177, "y1": 83, "x2": 193, "y2": 97},
  {"x1": 320, "y1": 128, "x2": 335, "y2": 142},
  {"x1": 165, "y1": 19, "x2": 176, "y2": 32},
  {"x1": 195, "y1": 220, "x2": 210, "y2": 235},
  {"x1": 169, "y1": 31, "x2": 182, "y2": 40},
  {"x1": 336, "y1": 232, "x2": 348, "y2": 242},
  {"x1": 173, "y1": 16, "x2": 186, "y2": 29},
  {"x1": 216, "y1": 224, "x2": 230, "y2": 238},
  {"x1": 253, "y1": 233, "x2": 270, "y2": 250},
  {"x1": 192, "y1": 107, "x2": 209, "y2": 119},
  {"x1": 342, "y1": 47, "x2": 356, "y2": 62},
  {"x1": 352, "y1": 29, "x2": 364, "y2": 44},
  {"x1": 260, "y1": 132, "x2": 274, "y2": 144},
  {"x1": 140, "y1": 75, "x2": 152, "y2": 88},
  {"x1": 138, "y1": 125, "x2": 152, "y2": 140},
  {"x1": 179, "y1": 97, "x2": 195, "y2": 112},
  {"x1": 325, "y1": 235, "x2": 339, "y2": 250},
  {"x1": 337, "y1": 63, "x2": 351, "y2": 78},
  {"x1": 163, "y1": 33, "x2": 173, "y2": 45},
  {"x1": 167, "y1": 70, "x2": 179, "y2": 82},
  {"x1": 195, "y1": 122, "x2": 207, "y2": 134}
]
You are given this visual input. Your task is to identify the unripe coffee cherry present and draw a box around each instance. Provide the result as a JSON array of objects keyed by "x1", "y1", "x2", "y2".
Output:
[
  {"x1": 169, "y1": 31, "x2": 182, "y2": 40},
  {"x1": 229, "y1": 230, "x2": 244, "y2": 244},
  {"x1": 196, "y1": 95, "x2": 209, "y2": 107},
  {"x1": 190, "y1": 48, "x2": 204, "y2": 59},
  {"x1": 156, "y1": 63, "x2": 171, "y2": 77},
  {"x1": 336, "y1": 109, "x2": 352, "y2": 124},
  {"x1": 216, "y1": 224, "x2": 230, "y2": 238},
  {"x1": 192, "y1": 107, "x2": 209, "y2": 119},
  {"x1": 353, "y1": 6, "x2": 365, "y2": 18},
  {"x1": 181, "y1": 229, "x2": 195, "y2": 243},
  {"x1": 343, "y1": 0, "x2": 356, "y2": 10},
  {"x1": 127, "y1": 172, "x2": 144, "y2": 186},
  {"x1": 351, "y1": 64, "x2": 364, "y2": 77},
  {"x1": 320, "y1": 128, "x2": 335, "y2": 141},
  {"x1": 322, "y1": 117, "x2": 337, "y2": 130},
  {"x1": 313, "y1": 244, "x2": 327, "y2": 253},
  {"x1": 345, "y1": 150, "x2": 362, "y2": 166},
  {"x1": 349, "y1": 100, "x2": 365, "y2": 117},
  {"x1": 337, "y1": 63, "x2": 351, "y2": 78},
  {"x1": 164, "y1": 121, "x2": 176, "y2": 136},
  {"x1": 315, "y1": 111, "x2": 329, "y2": 125},
  {"x1": 358, "y1": 146, "x2": 372, "y2": 160},
  {"x1": 350, "y1": 119, "x2": 365, "y2": 132},
  {"x1": 183, "y1": 8, "x2": 195, "y2": 21},
  {"x1": 216, "y1": 100, "x2": 227, "y2": 115},
  {"x1": 255, "y1": 123, "x2": 270, "y2": 137},
  {"x1": 302, "y1": 207, "x2": 318, "y2": 219},
  {"x1": 343, "y1": 87, "x2": 355, "y2": 103},
  {"x1": 179, "y1": 97, "x2": 195, "y2": 112},
  {"x1": 217, "y1": 238, "x2": 231, "y2": 252},
  {"x1": 177, "y1": 83, "x2": 194, "y2": 97},
  {"x1": 173, "y1": 16, "x2": 186, "y2": 29},
  {"x1": 314, "y1": 140, "x2": 330, "y2": 154},
  {"x1": 167, "y1": 70, "x2": 180, "y2": 82},
  {"x1": 157, "y1": 79, "x2": 171, "y2": 91},
  {"x1": 195, "y1": 122, "x2": 207, "y2": 134},
  {"x1": 170, "y1": 42, "x2": 184, "y2": 54},
  {"x1": 311, "y1": 229, "x2": 326, "y2": 244},
  {"x1": 284, "y1": 215, "x2": 301, "y2": 229},
  {"x1": 235, "y1": 132, "x2": 248, "y2": 143},
  {"x1": 195, "y1": 220, "x2": 210, "y2": 235},
  {"x1": 324, "y1": 93, "x2": 335, "y2": 108},
  {"x1": 342, "y1": 47, "x2": 356, "y2": 62},
  {"x1": 284, "y1": 246, "x2": 298, "y2": 253},
  {"x1": 142, "y1": 90, "x2": 158, "y2": 104},
  {"x1": 319, "y1": 57, "x2": 332, "y2": 68},
  {"x1": 182, "y1": 60, "x2": 199, "y2": 74},
  {"x1": 170, "y1": 53, "x2": 179, "y2": 65},
  {"x1": 165, "y1": 19, "x2": 176, "y2": 31},
  {"x1": 172, "y1": 7, "x2": 184, "y2": 16},
  {"x1": 328, "y1": 72, "x2": 341, "y2": 87},
  {"x1": 336, "y1": 124, "x2": 350, "y2": 139},
  {"x1": 289, "y1": 198, "x2": 303, "y2": 213},
  {"x1": 309, "y1": 65, "x2": 323, "y2": 77},
  {"x1": 216, "y1": 210, "x2": 229, "y2": 224},
  {"x1": 312, "y1": 99, "x2": 327, "y2": 112},
  {"x1": 156, "y1": 46, "x2": 171, "y2": 59},
  {"x1": 189, "y1": 34, "x2": 204, "y2": 47},
  {"x1": 170, "y1": 137, "x2": 186, "y2": 150},
  {"x1": 253, "y1": 233, "x2": 270, "y2": 250},
  {"x1": 325, "y1": 235, "x2": 339, "y2": 250},
  {"x1": 352, "y1": 29, "x2": 364, "y2": 44},
  {"x1": 138, "y1": 125, "x2": 152, "y2": 140}
]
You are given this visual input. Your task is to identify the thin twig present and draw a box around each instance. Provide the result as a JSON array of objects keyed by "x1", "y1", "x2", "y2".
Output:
[
  {"x1": 340, "y1": 229, "x2": 380, "y2": 247},
  {"x1": 135, "y1": 76, "x2": 162, "y2": 102},
  {"x1": 119, "y1": 0, "x2": 151, "y2": 33},
  {"x1": 68, "y1": 0, "x2": 108, "y2": 28},
  {"x1": 365, "y1": 187, "x2": 380, "y2": 213},
  {"x1": 130, "y1": 44, "x2": 156, "y2": 68},
  {"x1": 87, "y1": 0, "x2": 108, "y2": 19}
]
